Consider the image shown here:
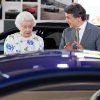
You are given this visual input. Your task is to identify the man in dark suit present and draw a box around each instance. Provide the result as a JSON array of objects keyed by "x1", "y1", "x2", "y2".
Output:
[{"x1": 59, "y1": 3, "x2": 100, "y2": 51}]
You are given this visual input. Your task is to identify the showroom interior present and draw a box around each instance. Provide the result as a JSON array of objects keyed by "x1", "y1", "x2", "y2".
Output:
[{"x1": 0, "y1": 0, "x2": 100, "y2": 100}]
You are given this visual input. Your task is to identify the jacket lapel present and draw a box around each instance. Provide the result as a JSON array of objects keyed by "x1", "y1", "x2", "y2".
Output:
[
  {"x1": 70, "y1": 28, "x2": 76, "y2": 42},
  {"x1": 80, "y1": 22, "x2": 91, "y2": 45}
]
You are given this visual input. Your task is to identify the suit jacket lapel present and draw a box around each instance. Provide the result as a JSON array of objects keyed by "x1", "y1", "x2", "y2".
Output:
[
  {"x1": 80, "y1": 22, "x2": 91, "y2": 45},
  {"x1": 70, "y1": 28, "x2": 76, "y2": 42}
]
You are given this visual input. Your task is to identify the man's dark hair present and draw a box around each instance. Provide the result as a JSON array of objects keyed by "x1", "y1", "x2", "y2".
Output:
[{"x1": 64, "y1": 3, "x2": 86, "y2": 21}]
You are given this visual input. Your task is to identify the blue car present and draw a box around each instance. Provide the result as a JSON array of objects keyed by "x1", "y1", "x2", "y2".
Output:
[
  {"x1": 0, "y1": 49, "x2": 100, "y2": 100},
  {"x1": 0, "y1": 23, "x2": 100, "y2": 100}
]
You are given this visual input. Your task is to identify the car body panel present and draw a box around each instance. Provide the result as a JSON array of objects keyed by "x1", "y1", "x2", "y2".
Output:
[{"x1": 0, "y1": 49, "x2": 100, "y2": 89}]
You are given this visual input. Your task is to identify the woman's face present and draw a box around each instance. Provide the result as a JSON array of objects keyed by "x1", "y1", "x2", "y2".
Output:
[{"x1": 20, "y1": 20, "x2": 33, "y2": 38}]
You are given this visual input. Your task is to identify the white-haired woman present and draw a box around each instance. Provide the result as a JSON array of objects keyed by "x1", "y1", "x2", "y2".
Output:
[{"x1": 4, "y1": 11, "x2": 44, "y2": 55}]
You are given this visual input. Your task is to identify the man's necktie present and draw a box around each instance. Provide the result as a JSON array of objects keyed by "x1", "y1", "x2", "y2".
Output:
[{"x1": 75, "y1": 28, "x2": 80, "y2": 43}]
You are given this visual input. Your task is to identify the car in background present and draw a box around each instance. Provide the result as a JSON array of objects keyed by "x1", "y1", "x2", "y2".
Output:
[
  {"x1": 24, "y1": 7, "x2": 37, "y2": 19},
  {"x1": 25, "y1": 7, "x2": 36, "y2": 14},
  {"x1": 43, "y1": 4, "x2": 59, "y2": 12},
  {"x1": 23, "y1": 0, "x2": 37, "y2": 2},
  {"x1": 5, "y1": 9, "x2": 20, "y2": 19},
  {"x1": 5, "y1": 0, "x2": 21, "y2": 1}
]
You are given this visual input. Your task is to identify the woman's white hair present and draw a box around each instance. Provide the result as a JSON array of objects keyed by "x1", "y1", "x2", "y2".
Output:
[{"x1": 15, "y1": 11, "x2": 36, "y2": 29}]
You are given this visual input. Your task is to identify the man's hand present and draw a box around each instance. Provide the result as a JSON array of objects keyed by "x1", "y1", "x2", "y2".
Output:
[
  {"x1": 64, "y1": 42, "x2": 73, "y2": 50},
  {"x1": 64, "y1": 41, "x2": 84, "y2": 50},
  {"x1": 72, "y1": 41, "x2": 83, "y2": 50}
]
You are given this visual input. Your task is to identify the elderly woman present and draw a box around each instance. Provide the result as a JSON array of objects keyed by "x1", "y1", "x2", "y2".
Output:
[{"x1": 4, "y1": 11, "x2": 44, "y2": 55}]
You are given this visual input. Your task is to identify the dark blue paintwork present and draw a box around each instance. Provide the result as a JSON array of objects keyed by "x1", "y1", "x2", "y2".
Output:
[{"x1": 0, "y1": 49, "x2": 100, "y2": 90}]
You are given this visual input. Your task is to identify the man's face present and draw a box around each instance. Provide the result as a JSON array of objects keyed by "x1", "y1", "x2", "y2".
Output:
[
  {"x1": 20, "y1": 20, "x2": 33, "y2": 37},
  {"x1": 65, "y1": 13, "x2": 80, "y2": 28}
]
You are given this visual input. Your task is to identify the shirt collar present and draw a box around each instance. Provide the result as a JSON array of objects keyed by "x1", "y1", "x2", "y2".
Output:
[{"x1": 79, "y1": 21, "x2": 87, "y2": 30}]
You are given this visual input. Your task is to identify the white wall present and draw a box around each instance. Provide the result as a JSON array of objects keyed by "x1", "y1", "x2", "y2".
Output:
[
  {"x1": 78, "y1": 0, "x2": 100, "y2": 25},
  {"x1": 0, "y1": 20, "x2": 4, "y2": 33}
]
